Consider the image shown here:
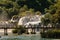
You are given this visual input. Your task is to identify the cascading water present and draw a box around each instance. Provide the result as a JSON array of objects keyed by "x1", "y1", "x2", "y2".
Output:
[
  {"x1": 18, "y1": 15, "x2": 43, "y2": 26},
  {"x1": 18, "y1": 16, "x2": 30, "y2": 25}
]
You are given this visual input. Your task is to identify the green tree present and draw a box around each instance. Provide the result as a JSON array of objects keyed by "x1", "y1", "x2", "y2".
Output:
[
  {"x1": 12, "y1": 25, "x2": 26, "y2": 34},
  {"x1": 47, "y1": 0, "x2": 60, "y2": 24},
  {"x1": 41, "y1": 13, "x2": 52, "y2": 26}
]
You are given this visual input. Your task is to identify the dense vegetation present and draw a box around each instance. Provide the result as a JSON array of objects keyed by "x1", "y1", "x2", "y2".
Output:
[
  {"x1": 41, "y1": 0, "x2": 60, "y2": 26},
  {"x1": 0, "y1": 0, "x2": 60, "y2": 27},
  {"x1": 41, "y1": 29, "x2": 60, "y2": 38},
  {"x1": 12, "y1": 25, "x2": 26, "y2": 34},
  {"x1": 0, "y1": 0, "x2": 57, "y2": 20}
]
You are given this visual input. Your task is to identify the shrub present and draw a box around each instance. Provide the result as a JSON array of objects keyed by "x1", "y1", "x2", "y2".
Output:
[
  {"x1": 12, "y1": 29, "x2": 18, "y2": 34},
  {"x1": 17, "y1": 25, "x2": 26, "y2": 34},
  {"x1": 12, "y1": 25, "x2": 26, "y2": 34},
  {"x1": 31, "y1": 31, "x2": 36, "y2": 34},
  {"x1": 40, "y1": 29, "x2": 60, "y2": 38}
]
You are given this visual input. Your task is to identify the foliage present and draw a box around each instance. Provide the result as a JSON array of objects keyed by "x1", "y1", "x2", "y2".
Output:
[
  {"x1": 41, "y1": 13, "x2": 52, "y2": 26},
  {"x1": 12, "y1": 29, "x2": 18, "y2": 33},
  {"x1": 41, "y1": 29, "x2": 60, "y2": 38},
  {"x1": 46, "y1": 0, "x2": 60, "y2": 24},
  {"x1": 0, "y1": 0, "x2": 60, "y2": 25},
  {"x1": 0, "y1": 0, "x2": 55, "y2": 18},
  {"x1": 12, "y1": 25, "x2": 26, "y2": 34}
]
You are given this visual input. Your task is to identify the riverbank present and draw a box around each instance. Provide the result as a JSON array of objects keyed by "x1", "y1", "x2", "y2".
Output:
[{"x1": 40, "y1": 29, "x2": 60, "y2": 39}]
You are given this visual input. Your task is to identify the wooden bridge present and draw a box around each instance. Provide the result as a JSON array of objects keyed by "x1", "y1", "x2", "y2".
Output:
[
  {"x1": 0, "y1": 22, "x2": 58, "y2": 35},
  {"x1": 0, "y1": 21, "x2": 16, "y2": 35},
  {"x1": 0, "y1": 25, "x2": 56, "y2": 35}
]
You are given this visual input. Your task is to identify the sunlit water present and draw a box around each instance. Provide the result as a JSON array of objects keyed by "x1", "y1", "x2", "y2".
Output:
[{"x1": 0, "y1": 34, "x2": 60, "y2": 40}]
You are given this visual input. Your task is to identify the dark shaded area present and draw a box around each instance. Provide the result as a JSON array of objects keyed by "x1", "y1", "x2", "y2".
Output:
[
  {"x1": 17, "y1": 0, "x2": 53, "y2": 14},
  {"x1": 40, "y1": 29, "x2": 60, "y2": 39}
]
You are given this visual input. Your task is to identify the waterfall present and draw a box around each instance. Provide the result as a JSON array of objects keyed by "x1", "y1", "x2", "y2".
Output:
[
  {"x1": 18, "y1": 16, "x2": 30, "y2": 25},
  {"x1": 18, "y1": 15, "x2": 44, "y2": 26}
]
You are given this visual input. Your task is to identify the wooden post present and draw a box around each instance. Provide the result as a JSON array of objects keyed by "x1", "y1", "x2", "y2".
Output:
[
  {"x1": 34, "y1": 28, "x2": 35, "y2": 33},
  {"x1": 4, "y1": 28, "x2": 8, "y2": 35},
  {"x1": 27, "y1": 28, "x2": 28, "y2": 33}
]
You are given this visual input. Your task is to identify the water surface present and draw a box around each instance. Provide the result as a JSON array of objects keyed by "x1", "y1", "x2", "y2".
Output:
[{"x1": 0, "y1": 34, "x2": 60, "y2": 40}]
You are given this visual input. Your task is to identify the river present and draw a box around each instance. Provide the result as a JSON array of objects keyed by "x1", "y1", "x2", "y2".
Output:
[{"x1": 0, "y1": 34, "x2": 60, "y2": 40}]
